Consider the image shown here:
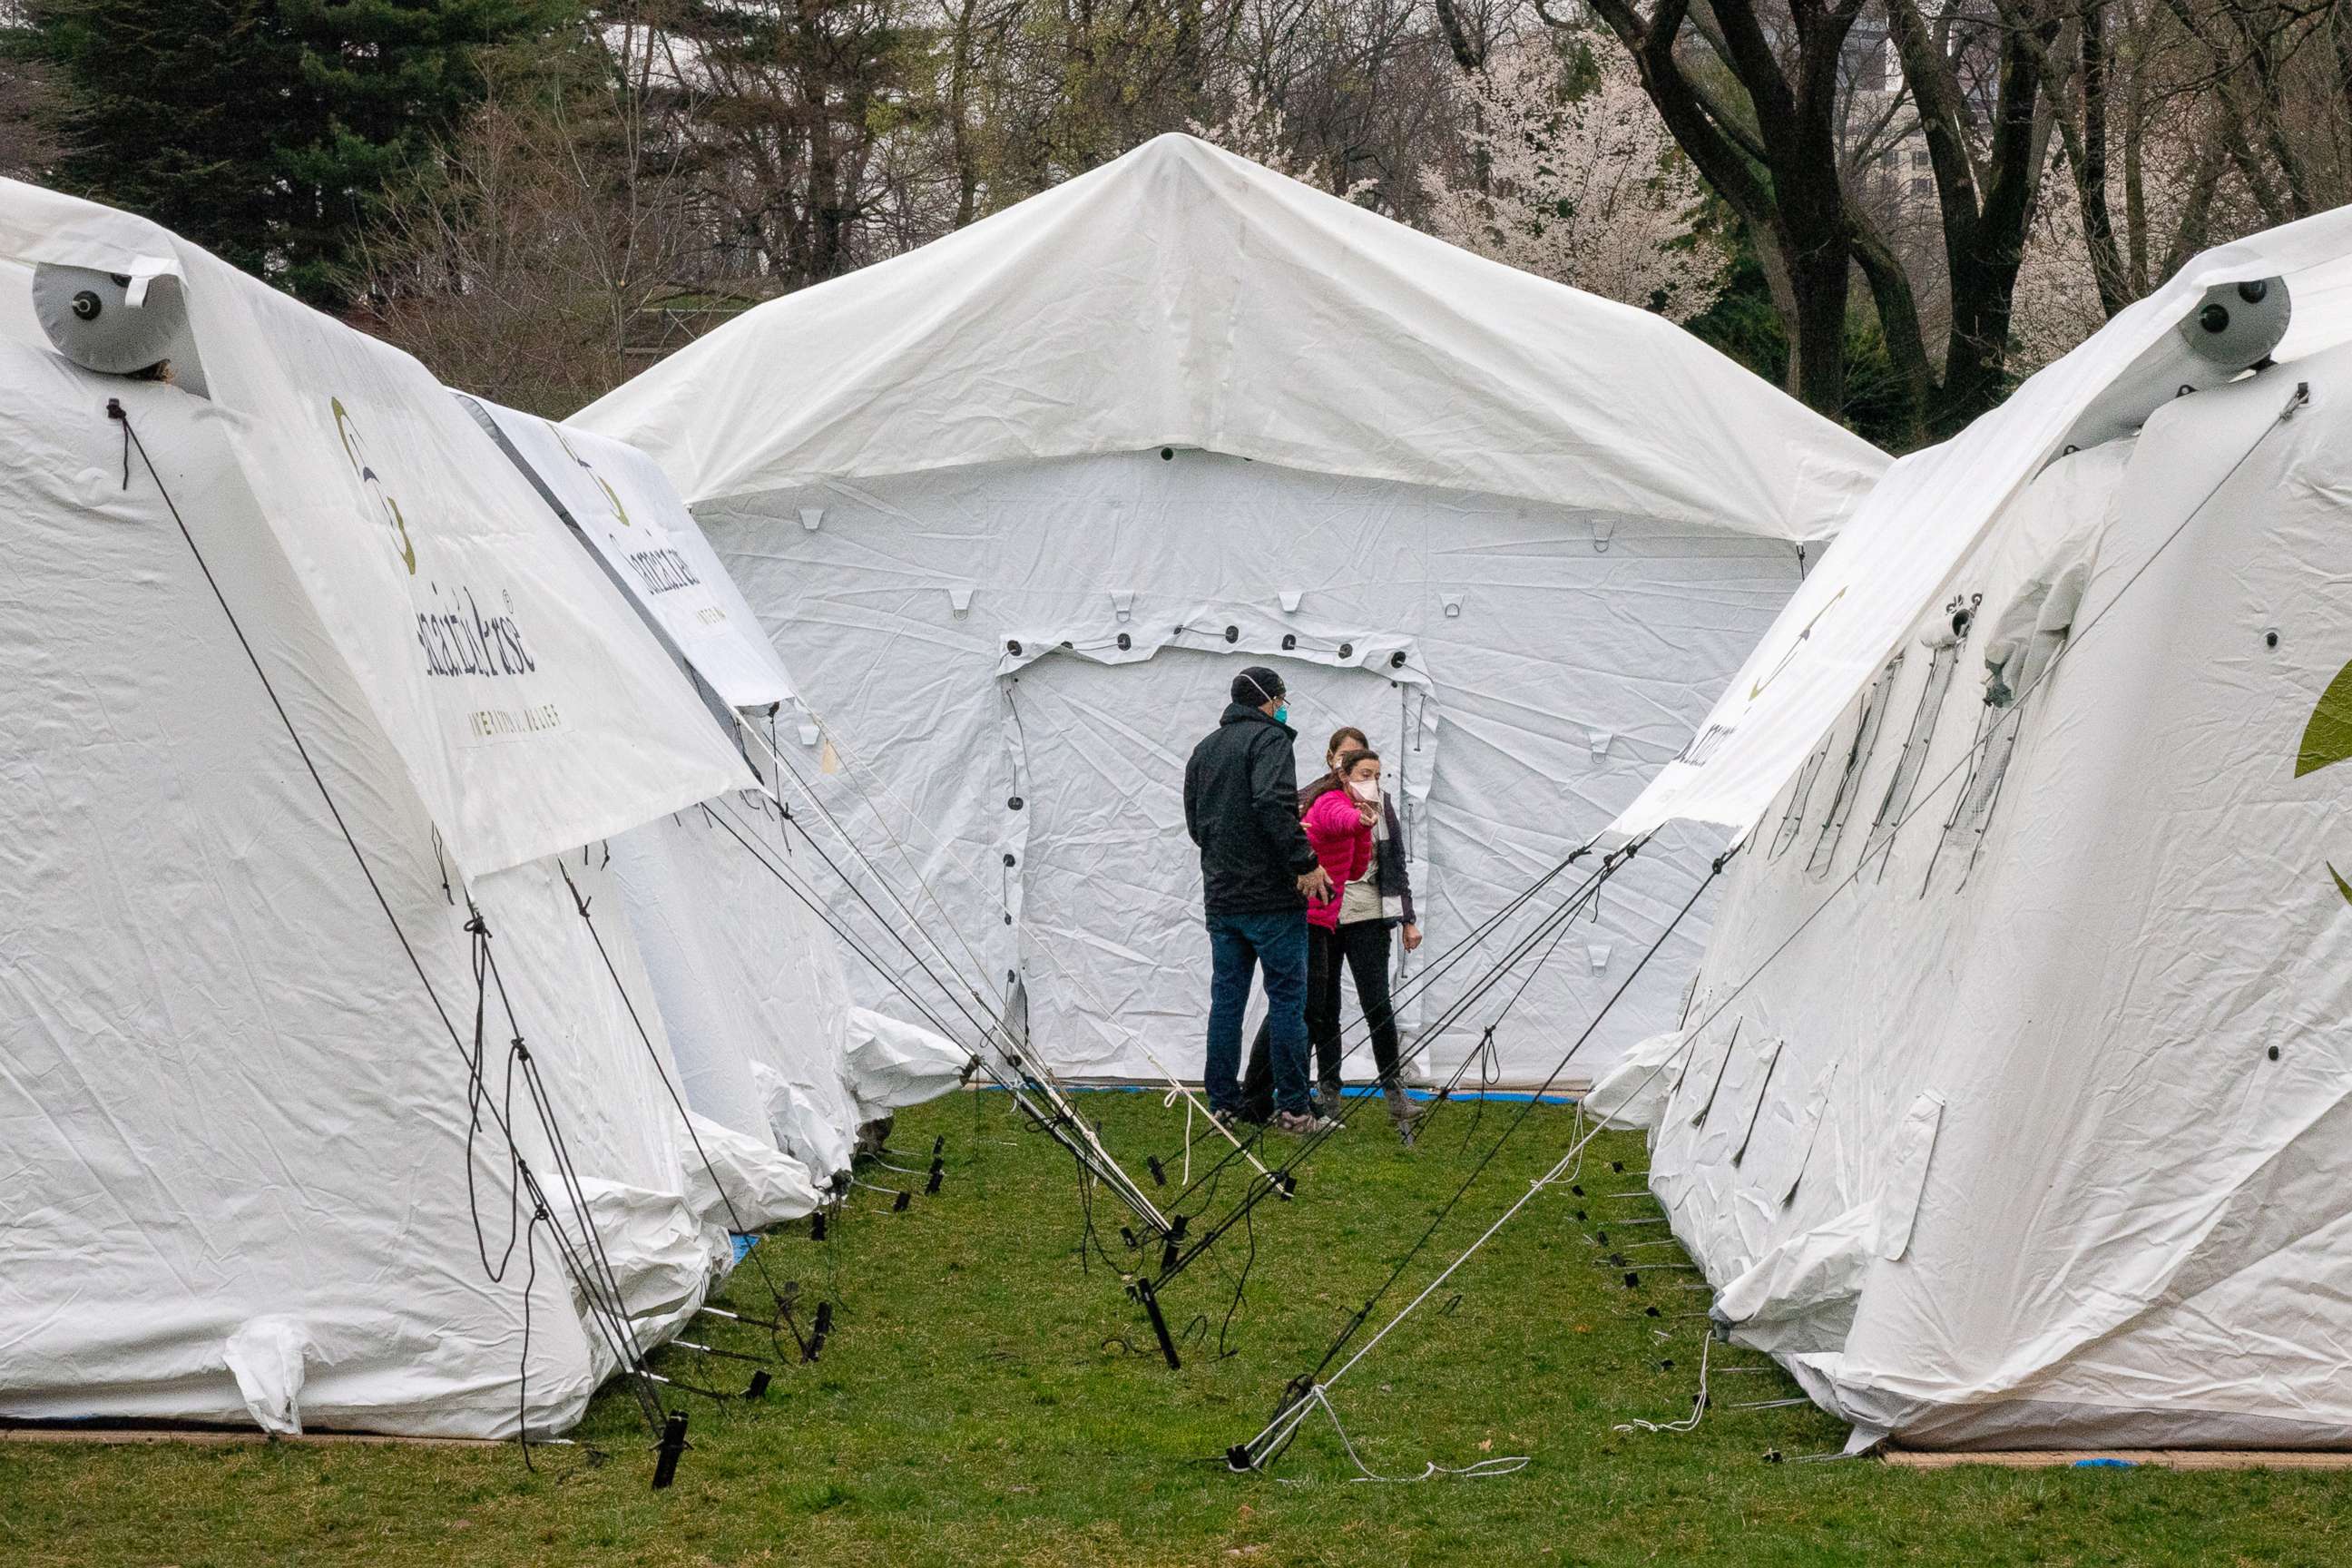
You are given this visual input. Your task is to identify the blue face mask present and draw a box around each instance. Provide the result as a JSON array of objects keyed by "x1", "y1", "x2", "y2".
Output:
[{"x1": 1273, "y1": 705, "x2": 1289, "y2": 726}]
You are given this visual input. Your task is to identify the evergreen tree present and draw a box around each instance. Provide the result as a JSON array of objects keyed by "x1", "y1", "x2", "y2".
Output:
[
  {"x1": 30, "y1": 0, "x2": 557, "y2": 307},
  {"x1": 32, "y1": 2, "x2": 298, "y2": 281},
  {"x1": 0, "y1": 5, "x2": 63, "y2": 180},
  {"x1": 276, "y1": 0, "x2": 559, "y2": 303}
]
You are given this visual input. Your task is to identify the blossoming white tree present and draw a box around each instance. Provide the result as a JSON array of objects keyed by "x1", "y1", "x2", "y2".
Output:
[
  {"x1": 2010, "y1": 100, "x2": 2264, "y2": 374},
  {"x1": 1418, "y1": 37, "x2": 1720, "y2": 321}
]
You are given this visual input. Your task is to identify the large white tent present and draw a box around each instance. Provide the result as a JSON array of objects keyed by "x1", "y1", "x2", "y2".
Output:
[
  {"x1": 0, "y1": 183, "x2": 823, "y2": 1438},
  {"x1": 1591, "y1": 206, "x2": 2352, "y2": 1449},
  {"x1": 577, "y1": 132, "x2": 1889, "y2": 1089}
]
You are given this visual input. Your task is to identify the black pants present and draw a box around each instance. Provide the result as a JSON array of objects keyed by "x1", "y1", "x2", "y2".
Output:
[
  {"x1": 1241, "y1": 923, "x2": 1342, "y2": 1120},
  {"x1": 1242, "y1": 921, "x2": 1406, "y2": 1117},
  {"x1": 1336, "y1": 919, "x2": 1406, "y2": 1090}
]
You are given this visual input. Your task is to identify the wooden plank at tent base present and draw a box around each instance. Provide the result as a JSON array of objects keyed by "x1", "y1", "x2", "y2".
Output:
[
  {"x1": 1, "y1": 1424, "x2": 503, "y2": 1448},
  {"x1": 1885, "y1": 1447, "x2": 2352, "y2": 1471}
]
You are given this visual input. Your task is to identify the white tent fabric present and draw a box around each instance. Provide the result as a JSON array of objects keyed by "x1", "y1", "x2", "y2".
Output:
[
  {"x1": 459, "y1": 395, "x2": 961, "y2": 1159},
  {"x1": 1611, "y1": 204, "x2": 2352, "y2": 842},
  {"x1": 458, "y1": 395, "x2": 796, "y2": 711},
  {"x1": 845, "y1": 1007, "x2": 975, "y2": 1120},
  {"x1": 1609, "y1": 328, "x2": 2352, "y2": 1448},
  {"x1": 0, "y1": 179, "x2": 750, "y2": 880},
  {"x1": 577, "y1": 136, "x2": 1888, "y2": 1087},
  {"x1": 579, "y1": 133, "x2": 1882, "y2": 534},
  {"x1": 604, "y1": 803, "x2": 871, "y2": 1183},
  {"x1": 0, "y1": 338, "x2": 788, "y2": 1437}
]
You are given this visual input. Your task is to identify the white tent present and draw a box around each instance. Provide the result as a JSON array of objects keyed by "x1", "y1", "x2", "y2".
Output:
[
  {"x1": 0, "y1": 185, "x2": 817, "y2": 1438},
  {"x1": 1592, "y1": 207, "x2": 2352, "y2": 1448},
  {"x1": 462, "y1": 395, "x2": 969, "y2": 1177},
  {"x1": 576, "y1": 133, "x2": 1889, "y2": 1088}
]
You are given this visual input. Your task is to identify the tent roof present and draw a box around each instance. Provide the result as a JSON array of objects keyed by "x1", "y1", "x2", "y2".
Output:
[
  {"x1": 575, "y1": 134, "x2": 1886, "y2": 540},
  {"x1": 1606, "y1": 201, "x2": 2352, "y2": 842},
  {"x1": 0, "y1": 179, "x2": 751, "y2": 881}
]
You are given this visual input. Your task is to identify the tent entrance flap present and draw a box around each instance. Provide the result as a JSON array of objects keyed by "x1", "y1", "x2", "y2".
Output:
[{"x1": 999, "y1": 640, "x2": 1434, "y2": 1082}]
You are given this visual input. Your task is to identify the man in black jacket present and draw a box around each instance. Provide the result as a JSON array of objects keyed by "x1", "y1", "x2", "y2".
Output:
[{"x1": 1184, "y1": 666, "x2": 1332, "y2": 1130}]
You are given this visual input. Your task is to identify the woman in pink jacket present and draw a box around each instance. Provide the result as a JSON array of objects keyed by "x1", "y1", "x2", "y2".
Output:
[{"x1": 1240, "y1": 750, "x2": 1378, "y2": 1129}]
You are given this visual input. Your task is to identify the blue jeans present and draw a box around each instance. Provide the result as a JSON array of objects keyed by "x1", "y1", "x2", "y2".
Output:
[{"x1": 1204, "y1": 910, "x2": 1310, "y2": 1117}]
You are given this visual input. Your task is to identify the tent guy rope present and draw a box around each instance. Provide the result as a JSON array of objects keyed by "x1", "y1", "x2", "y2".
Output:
[{"x1": 107, "y1": 399, "x2": 684, "y2": 1483}]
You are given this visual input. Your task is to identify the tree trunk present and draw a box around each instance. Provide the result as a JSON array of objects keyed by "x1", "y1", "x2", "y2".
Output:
[
  {"x1": 2070, "y1": 2, "x2": 2131, "y2": 318},
  {"x1": 1779, "y1": 222, "x2": 1851, "y2": 415},
  {"x1": 1580, "y1": 0, "x2": 1865, "y2": 422},
  {"x1": 948, "y1": 0, "x2": 981, "y2": 228},
  {"x1": 1431, "y1": 0, "x2": 1486, "y2": 71},
  {"x1": 1848, "y1": 211, "x2": 1932, "y2": 447}
]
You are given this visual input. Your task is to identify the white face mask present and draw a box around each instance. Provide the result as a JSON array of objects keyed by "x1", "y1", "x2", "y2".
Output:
[{"x1": 1350, "y1": 779, "x2": 1381, "y2": 803}]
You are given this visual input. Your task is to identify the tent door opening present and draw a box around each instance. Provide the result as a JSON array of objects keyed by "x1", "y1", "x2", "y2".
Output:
[{"x1": 999, "y1": 647, "x2": 1424, "y2": 1083}]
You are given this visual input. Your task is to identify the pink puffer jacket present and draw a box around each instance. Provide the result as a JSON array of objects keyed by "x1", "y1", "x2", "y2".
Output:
[{"x1": 1301, "y1": 788, "x2": 1374, "y2": 931}]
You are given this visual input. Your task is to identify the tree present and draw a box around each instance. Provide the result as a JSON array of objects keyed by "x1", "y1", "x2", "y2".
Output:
[
  {"x1": 275, "y1": 1, "x2": 563, "y2": 302},
  {"x1": 1856, "y1": 0, "x2": 2063, "y2": 435},
  {"x1": 1224, "y1": 0, "x2": 1479, "y2": 213},
  {"x1": 2148, "y1": 0, "x2": 2351, "y2": 230},
  {"x1": 1, "y1": 3, "x2": 61, "y2": 180},
  {"x1": 358, "y1": 22, "x2": 708, "y2": 414},
  {"x1": 1569, "y1": 0, "x2": 1877, "y2": 418},
  {"x1": 1418, "y1": 34, "x2": 1721, "y2": 321},
  {"x1": 28, "y1": 0, "x2": 551, "y2": 306},
  {"x1": 1568, "y1": 0, "x2": 2073, "y2": 438},
  {"x1": 662, "y1": 0, "x2": 928, "y2": 286},
  {"x1": 31, "y1": 1, "x2": 299, "y2": 281},
  {"x1": 1189, "y1": 81, "x2": 1376, "y2": 196},
  {"x1": 1998, "y1": 0, "x2": 2339, "y2": 372}
]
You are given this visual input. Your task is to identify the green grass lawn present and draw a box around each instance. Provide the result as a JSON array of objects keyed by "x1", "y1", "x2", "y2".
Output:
[{"x1": 6, "y1": 1091, "x2": 2347, "y2": 1566}]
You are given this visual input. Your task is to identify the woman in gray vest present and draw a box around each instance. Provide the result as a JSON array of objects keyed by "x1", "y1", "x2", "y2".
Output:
[{"x1": 1317, "y1": 727, "x2": 1422, "y2": 1143}]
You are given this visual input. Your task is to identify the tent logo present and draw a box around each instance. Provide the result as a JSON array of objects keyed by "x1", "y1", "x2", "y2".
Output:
[
  {"x1": 552, "y1": 423, "x2": 630, "y2": 530},
  {"x1": 2297, "y1": 658, "x2": 2352, "y2": 906},
  {"x1": 331, "y1": 397, "x2": 417, "y2": 575}
]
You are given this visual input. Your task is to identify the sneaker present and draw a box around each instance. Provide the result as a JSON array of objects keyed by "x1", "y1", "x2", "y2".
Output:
[{"x1": 1274, "y1": 1110, "x2": 1338, "y2": 1135}]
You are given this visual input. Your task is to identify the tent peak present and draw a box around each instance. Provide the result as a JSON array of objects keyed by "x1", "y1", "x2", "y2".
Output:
[{"x1": 577, "y1": 140, "x2": 1886, "y2": 539}]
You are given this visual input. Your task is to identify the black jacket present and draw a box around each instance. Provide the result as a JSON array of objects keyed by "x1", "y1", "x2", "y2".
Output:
[{"x1": 1184, "y1": 703, "x2": 1320, "y2": 916}]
